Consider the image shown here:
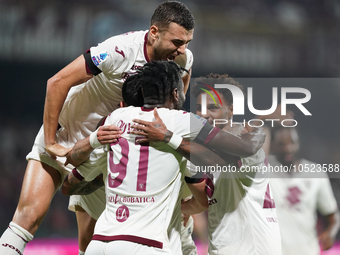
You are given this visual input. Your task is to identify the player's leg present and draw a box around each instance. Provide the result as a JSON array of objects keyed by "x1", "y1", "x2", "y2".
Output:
[
  {"x1": 68, "y1": 187, "x2": 105, "y2": 254},
  {"x1": 13, "y1": 160, "x2": 62, "y2": 232},
  {"x1": 0, "y1": 159, "x2": 61, "y2": 255},
  {"x1": 75, "y1": 205, "x2": 97, "y2": 254}
]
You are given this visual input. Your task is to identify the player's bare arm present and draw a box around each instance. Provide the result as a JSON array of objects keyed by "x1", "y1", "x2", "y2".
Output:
[
  {"x1": 62, "y1": 173, "x2": 104, "y2": 196},
  {"x1": 65, "y1": 124, "x2": 122, "y2": 167},
  {"x1": 319, "y1": 211, "x2": 340, "y2": 250},
  {"x1": 131, "y1": 108, "x2": 265, "y2": 158},
  {"x1": 213, "y1": 128, "x2": 265, "y2": 157},
  {"x1": 44, "y1": 55, "x2": 93, "y2": 157},
  {"x1": 181, "y1": 181, "x2": 208, "y2": 217},
  {"x1": 65, "y1": 137, "x2": 94, "y2": 167},
  {"x1": 177, "y1": 137, "x2": 240, "y2": 168},
  {"x1": 132, "y1": 108, "x2": 239, "y2": 165},
  {"x1": 62, "y1": 124, "x2": 121, "y2": 196}
]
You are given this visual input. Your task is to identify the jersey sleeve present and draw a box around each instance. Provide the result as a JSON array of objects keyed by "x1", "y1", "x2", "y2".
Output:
[
  {"x1": 175, "y1": 48, "x2": 194, "y2": 77},
  {"x1": 75, "y1": 147, "x2": 107, "y2": 182},
  {"x1": 164, "y1": 111, "x2": 211, "y2": 141},
  {"x1": 184, "y1": 49, "x2": 194, "y2": 71},
  {"x1": 317, "y1": 177, "x2": 338, "y2": 215},
  {"x1": 89, "y1": 36, "x2": 135, "y2": 76}
]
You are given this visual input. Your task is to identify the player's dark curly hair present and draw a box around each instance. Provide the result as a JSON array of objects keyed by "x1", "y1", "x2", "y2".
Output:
[
  {"x1": 151, "y1": 1, "x2": 195, "y2": 31},
  {"x1": 122, "y1": 61, "x2": 183, "y2": 106},
  {"x1": 192, "y1": 74, "x2": 244, "y2": 106},
  {"x1": 122, "y1": 74, "x2": 144, "y2": 107}
]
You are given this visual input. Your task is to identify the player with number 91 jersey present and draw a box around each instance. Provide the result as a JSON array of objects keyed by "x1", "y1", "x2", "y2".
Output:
[
  {"x1": 26, "y1": 30, "x2": 193, "y2": 221},
  {"x1": 74, "y1": 106, "x2": 207, "y2": 253}
]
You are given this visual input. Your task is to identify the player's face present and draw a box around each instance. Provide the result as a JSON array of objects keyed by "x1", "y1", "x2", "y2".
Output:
[
  {"x1": 196, "y1": 92, "x2": 233, "y2": 129},
  {"x1": 271, "y1": 129, "x2": 300, "y2": 166},
  {"x1": 152, "y1": 22, "x2": 193, "y2": 61}
]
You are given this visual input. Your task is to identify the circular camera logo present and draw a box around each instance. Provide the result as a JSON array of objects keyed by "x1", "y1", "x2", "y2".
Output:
[{"x1": 116, "y1": 205, "x2": 129, "y2": 223}]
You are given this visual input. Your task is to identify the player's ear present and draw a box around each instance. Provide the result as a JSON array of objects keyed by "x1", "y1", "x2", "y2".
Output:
[
  {"x1": 120, "y1": 101, "x2": 128, "y2": 108},
  {"x1": 172, "y1": 88, "x2": 179, "y2": 102},
  {"x1": 149, "y1": 25, "x2": 160, "y2": 39}
]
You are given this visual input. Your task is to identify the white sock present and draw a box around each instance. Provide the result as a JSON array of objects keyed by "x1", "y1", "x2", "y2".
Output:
[
  {"x1": 0, "y1": 222, "x2": 33, "y2": 255},
  {"x1": 79, "y1": 250, "x2": 85, "y2": 255}
]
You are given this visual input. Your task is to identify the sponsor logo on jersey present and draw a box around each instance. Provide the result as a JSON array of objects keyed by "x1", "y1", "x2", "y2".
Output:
[
  {"x1": 121, "y1": 64, "x2": 143, "y2": 80},
  {"x1": 266, "y1": 217, "x2": 278, "y2": 223},
  {"x1": 108, "y1": 194, "x2": 155, "y2": 204},
  {"x1": 208, "y1": 198, "x2": 217, "y2": 205},
  {"x1": 116, "y1": 205, "x2": 129, "y2": 223}
]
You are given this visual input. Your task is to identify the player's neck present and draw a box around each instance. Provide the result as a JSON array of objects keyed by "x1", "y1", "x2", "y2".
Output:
[{"x1": 146, "y1": 33, "x2": 156, "y2": 61}]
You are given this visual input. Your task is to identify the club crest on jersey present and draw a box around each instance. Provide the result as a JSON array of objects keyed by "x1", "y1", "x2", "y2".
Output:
[{"x1": 92, "y1": 50, "x2": 110, "y2": 66}]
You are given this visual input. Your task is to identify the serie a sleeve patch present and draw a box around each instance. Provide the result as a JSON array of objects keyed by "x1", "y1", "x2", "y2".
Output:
[{"x1": 84, "y1": 49, "x2": 102, "y2": 76}]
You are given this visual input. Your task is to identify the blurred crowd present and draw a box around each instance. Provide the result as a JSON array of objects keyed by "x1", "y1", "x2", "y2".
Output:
[
  {"x1": 0, "y1": 121, "x2": 78, "y2": 238},
  {"x1": 0, "y1": 0, "x2": 339, "y2": 76}
]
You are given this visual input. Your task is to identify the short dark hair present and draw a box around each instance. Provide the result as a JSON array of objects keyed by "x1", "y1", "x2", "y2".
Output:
[
  {"x1": 151, "y1": 1, "x2": 195, "y2": 31},
  {"x1": 122, "y1": 61, "x2": 183, "y2": 106},
  {"x1": 192, "y1": 74, "x2": 244, "y2": 106}
]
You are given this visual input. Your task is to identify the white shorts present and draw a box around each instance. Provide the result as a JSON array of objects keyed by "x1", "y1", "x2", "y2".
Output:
[
  {"x1": 68, "y1": 187, "x2": 105, "y2": 220},
  {"x1": 26, "y1": 125, "x2": 106, "y2": 220},
  {"x1": 85, "y1": 240, "x2": 172, "y2": 255},
  {"x1": 181, "y1": 216, "x2": 198, "y2": 255}
]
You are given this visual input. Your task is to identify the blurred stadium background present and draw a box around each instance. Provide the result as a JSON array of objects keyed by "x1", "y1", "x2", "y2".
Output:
[{"x1": 0, "y1": 0, "x2": 340, "y2": 254}]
